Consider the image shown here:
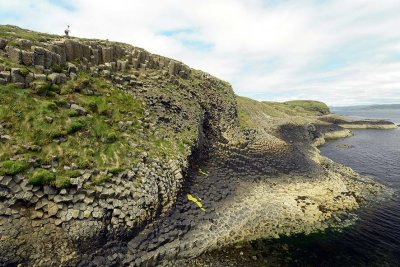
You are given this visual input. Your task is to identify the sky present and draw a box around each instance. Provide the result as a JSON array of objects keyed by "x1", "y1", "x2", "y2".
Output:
[{"x1": 1, "y1": 0, "x2": 400, "y2": 106}]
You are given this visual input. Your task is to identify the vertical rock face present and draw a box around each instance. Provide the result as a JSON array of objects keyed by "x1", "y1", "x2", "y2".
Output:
[
  {"x1": 32, "y1": 46, "x2": 47, "y2": 67},
  {"x1": 3, "y1": 36, "x2": 191, "y2": 79},
  {"x1": 21, "y1": 51, "x2": 33, "y2": 66},
  {"x1": 0, "y1": 39, "x2": 8, "y2": 50},
  {"x1": 6, "y1": 46, "x2": 22, "y2": 64},
  {"x1": 0, "y1": 27, "x2": 239, "y2": 266}
]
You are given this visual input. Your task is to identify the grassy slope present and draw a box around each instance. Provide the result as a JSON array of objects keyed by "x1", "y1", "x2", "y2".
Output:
[
  {"x1": 236, "y1": 96, "x2": 325, "y2": 130},
  {"x1": 0, "y1": 25, "x2": 237, "y2": 189},
  {"x1": 284, "y1": 100, "x2": 330, "y2": 114},
  {"x1": 0, "y1": 73, "x2": 193, "y2": 187}
]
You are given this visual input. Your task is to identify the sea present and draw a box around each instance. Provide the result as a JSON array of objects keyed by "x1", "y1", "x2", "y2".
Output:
[{"x1": 255, "y1": 106, "x2": 400, "y2": 266}]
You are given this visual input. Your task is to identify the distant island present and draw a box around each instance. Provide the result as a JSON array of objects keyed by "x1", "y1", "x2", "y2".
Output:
[{"x1": 332, "y1": 104, "x2": 400, "y2": 111}]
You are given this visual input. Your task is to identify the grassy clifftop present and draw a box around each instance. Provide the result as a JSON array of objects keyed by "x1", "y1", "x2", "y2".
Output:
[
  {"x1": 0, "y1": 75, "x2": 183, "y2": 187},
  {"x1": 0, "y1": 25, "x2": 237, "y2": 188},
  {"x1": 284, "y1": 100, "x2": 330, "y2": 114},
  {"x1": 237, "y1": 96, "x2": 328, "y2": 130}
]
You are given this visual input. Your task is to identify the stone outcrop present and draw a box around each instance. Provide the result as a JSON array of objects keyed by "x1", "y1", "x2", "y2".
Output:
[
  {"x1": 0, "y1": 36, "x2": 191, "y2": 88},
  {"x1": 0, "y1": 26, "x2": 239, "y2": 266}
]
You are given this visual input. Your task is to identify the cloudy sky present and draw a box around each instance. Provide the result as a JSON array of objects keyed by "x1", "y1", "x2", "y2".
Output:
[{"x1": 1, "y1": 0, "x2": 400, "y2": 106}]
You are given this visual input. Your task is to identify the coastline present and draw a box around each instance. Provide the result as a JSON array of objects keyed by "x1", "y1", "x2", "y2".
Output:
[
  {"x1": 121, "y1": 109, "x2": 396, "y2": 266},
  {"x1": 179, "y1": 125, "x2": 394, "y2": 266},
  {"x1": 339, "y1": 123, "x2": 398, "y2": 129},
  {"x1": 0, "y1": 26, "x2": 395, "y2": 266}
]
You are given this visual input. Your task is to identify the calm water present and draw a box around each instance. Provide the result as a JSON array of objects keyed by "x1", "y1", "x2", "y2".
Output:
[
  {"x1": 331, "y1": 106, "x2": 400, "y2": 124},
  {"x1": 317, "y1": 128, "x2": 400, "y2": 266},
  {"x1": 255, "y1": 108, "x2": 400, "y2": 266}
]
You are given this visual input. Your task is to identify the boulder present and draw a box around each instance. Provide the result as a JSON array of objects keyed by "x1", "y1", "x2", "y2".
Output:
[
  {"x1": 91, "y1": 48, "x2": 99, "y2": 65},
  {"x1": 31, "y1": 210, "x2": 44, "y2": 219},
  {"x1": 102, "y1": 47, "x2": 113, "y2": 63},
  {"x1": 83, "y1": 210, "x2": 91, "y2": 218},
  {"x1": 21, "y1": 51, "x2": 34, "y2": 66},
  {"x1": 67, "y1": 62, "x2": 77, "y2": 74},
  {"x1": 0, "y1": 176, "x2": 12, "y2": 186},
  {"x1": 82, "y1": 44, "x2": 91, "y2": 59},
  {"x1": 51, "y1": 42, "x2": 67, "y2": 65},
  {"x1": 71, "y1": 209, "x2": 80, "y2": 219},
  {"x1": 7, "y1": 46, "x2": 22, "y2": 64},
  {"x1": 48, "y1": 73, "x2": 67, "y2": 84},
  {"x1": 0, "y1": 71, "x2": 11, "y2": 82},
  {"x1": 70, "y1": 104, "x2": 87, "y2": 115},
  {"x1": 32, "y1": 46, "x2": 47, "y2": 67},
  {"x1": 25, "y1": 72, "x2": 34, "y2": 86},
  {"x1": 0, "y1": 39, "x2": 7, "y2": 50},
  {"x1": 34, "y1": 73, "x2": 46, "y2": 81},
  {"x1": 47, "y1": 201, "x2": 59, "y2": 216},
  {"x1": 43, "y1": 185, "x2": 57, "y2": 195},
  {"x1": 10, "y1": 68, "x2": 25, "y2": 84},
  {"x1": 99, "y1": 70, "x2": 110, "y2": 79},
  {"x1": 16, "y1": 39, "x2": 32, "y2": 50},
  {"x1": 168, "y1": 60, "x2": 190, "y2": 78},
  {"x1": 117, "y1": 60, "x2": 128, "y2": 72},
  {"x1": 45, "y1": 116, "x2": 54, "y2": 123},
  {"x1": 64, "y1": 40, "x2": 83, "y2": 61}
]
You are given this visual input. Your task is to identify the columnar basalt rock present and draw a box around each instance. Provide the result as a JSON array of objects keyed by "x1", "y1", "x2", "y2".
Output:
[
  {"x1": 0, "y1": 26, "x2": 390, "y2": 267},
  {"x1": 0, "y1": 39, "x2": 8, "y2": 50},
  {"x1": 6, "y1": 46, "x2": 22, "y2": 64},
  {"x1": 2, "y1": 36, "x2": 191, "y2": 86}
]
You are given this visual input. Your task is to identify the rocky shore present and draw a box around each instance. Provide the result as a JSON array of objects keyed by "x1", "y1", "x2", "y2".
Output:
[
  {"x1": 0, "y1": 26, "x2": 392, "y2": 266},
  {"x1": 320, "y1": 115, "x2": 398, "y2": 129}
]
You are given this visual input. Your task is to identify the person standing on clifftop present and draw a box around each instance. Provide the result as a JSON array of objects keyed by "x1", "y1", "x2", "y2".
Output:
[{"x1": 64, "y1": 25, "x2": 70, "y2": 37}]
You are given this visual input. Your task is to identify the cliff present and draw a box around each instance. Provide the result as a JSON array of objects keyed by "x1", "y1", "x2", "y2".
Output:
[{"x1": 0, "y1": 25, "x2": 389, "y2": 266}]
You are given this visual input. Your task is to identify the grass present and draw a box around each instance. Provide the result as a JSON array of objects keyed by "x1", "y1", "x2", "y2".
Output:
[
  {"x1": 284, "y1": 100, "x2": 330, "y2": 114},
  {"x1": 0, "y1": 26, "x2": 242, "y2": 189},
  {"x1": 54, "y1": 175, "x2": 71, "y2": 188},
  {"x1": 236, "y1": 96, "x2": 330, "y2": 130},
  {"x1": 66, "y1": 121, "x2": 84, "y2": 134},
  {"x1": 0, "y1": 160, "x2": 29, "y2": 175},
  {"x1": 0, "y1": 71, "x2": 191, "y2": 186},
  {"x1": 0, "y1": 25, "x2": 59, "y2": 46},
  {"x1": 28, "y1": 168, "x2": 55, "y2": 185}
]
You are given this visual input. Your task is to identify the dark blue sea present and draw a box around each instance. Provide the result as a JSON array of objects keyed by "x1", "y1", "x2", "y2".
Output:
[{"x1": 255, "y1": 107, "x2": 400, "y2": 266}]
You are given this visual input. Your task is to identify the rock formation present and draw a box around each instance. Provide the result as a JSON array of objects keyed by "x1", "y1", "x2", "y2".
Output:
[{"x1": 0, "y1": 25, "x2": 391, "y2": 266}]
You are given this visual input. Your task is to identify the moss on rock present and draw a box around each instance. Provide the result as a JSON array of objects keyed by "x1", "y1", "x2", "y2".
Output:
[
  {"x1": 0, "y1": 160, "x2": 29, "y2": 175},
  {"x1": 28, "y1": 168, "x2": 55, "y2": 185}
]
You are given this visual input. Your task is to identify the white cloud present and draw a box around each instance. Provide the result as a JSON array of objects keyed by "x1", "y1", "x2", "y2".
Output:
[{"x1": 1, "y1": 0, "x2": 400, "y2": 105}]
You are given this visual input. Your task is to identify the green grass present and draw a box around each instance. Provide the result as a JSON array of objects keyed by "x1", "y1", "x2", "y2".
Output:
[
  {"x1": 0, "y1": 71, "x2": 191, "y2": 186},
  {"x1": 236, "y1": 96, "x2": 330, "y2": 130},
  {"x1": 54, "y1": 175, "x2": 71, "y2": 188},
  {"x1": 284, "y1": 100, "x2": 330, "y2": 114},
  {"x1": 67, "y1": 121, "x2": 84, "y2": 134},
  {"x1": 28, "y1": 168, "x2": 55, "y2": 185},
  {"x1": 0, "y1": 160, "x2": 29, "y2": 175},
  {"x1": 0, "y1": 27, "x2": 240, "y2": 188},
  {"x1": 0, "y1": 25, "x2": 59, "y2": 46}
]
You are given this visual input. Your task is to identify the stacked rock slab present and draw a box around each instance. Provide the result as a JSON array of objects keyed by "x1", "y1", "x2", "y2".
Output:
[{"x1": 0, "y1": 37, "x2": 191, "y2": 86}]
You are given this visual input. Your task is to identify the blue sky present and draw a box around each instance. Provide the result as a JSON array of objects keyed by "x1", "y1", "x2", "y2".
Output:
[{"x1": 1, "y1": 0, "x2": 400, "y2": 106}]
